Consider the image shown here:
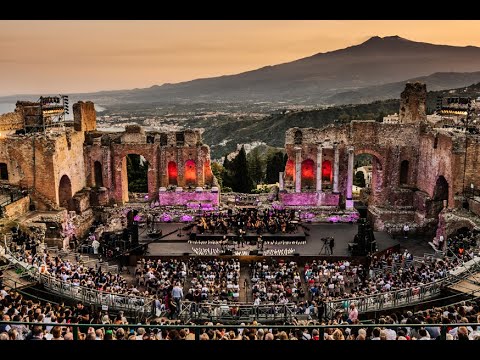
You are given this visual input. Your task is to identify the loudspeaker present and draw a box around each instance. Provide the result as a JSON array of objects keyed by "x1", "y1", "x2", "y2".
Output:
[
  {"x1": 249, "y1": 250, "x2": 259, "y2": 256},
  {"x1": 183, "y1": 252, "x2": 190, "y2": 256},
  {"x1": 224, "y1": 250, "x2": 233, "y2": 255},
  {"x1": 293, "y1": 253, "x2": 300, "y2": 256}
]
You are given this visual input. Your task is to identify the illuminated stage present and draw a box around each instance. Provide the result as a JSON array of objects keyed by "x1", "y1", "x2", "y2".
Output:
[{"x1": 143, "y1": 223, "x2": 400, "y2": 257}]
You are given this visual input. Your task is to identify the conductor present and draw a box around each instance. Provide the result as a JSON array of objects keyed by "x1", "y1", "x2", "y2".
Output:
[{"x1": 329, "y1": 237, "x2": 335, "y2": 255}]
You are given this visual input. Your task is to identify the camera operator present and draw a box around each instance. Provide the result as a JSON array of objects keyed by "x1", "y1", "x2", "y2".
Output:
[{"x1": 329, "y1": 237, "x2": 335, "y2": 255}]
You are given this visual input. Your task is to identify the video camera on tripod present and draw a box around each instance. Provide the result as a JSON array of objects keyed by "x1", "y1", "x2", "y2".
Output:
[{"x1": 320, "y1": 237, "x2": 333, "y2": 255}]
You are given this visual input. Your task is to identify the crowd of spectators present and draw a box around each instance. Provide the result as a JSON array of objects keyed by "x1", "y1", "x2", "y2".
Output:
[
  {"x1": 2, "y1": 279, "x2": 480, "y2": 340},
  {"x1": 187, "y1": 258, "x2": 240, "y2": 302},
  {"x1": 250, "y1": 259, "x2": 305, "y2": 304}
]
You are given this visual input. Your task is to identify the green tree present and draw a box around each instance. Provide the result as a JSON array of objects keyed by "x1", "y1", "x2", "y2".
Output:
[
  {"x1": 222, "y1": 155, "x2": 234, "y2": 190},
  {"x1": 232, "y1": 146, "x2": 253, "y2": 193},
  {"x1": 211, "y1": 162, "x2": 224, "y2": 189},
  {"x1": 265, "y1": 150, "x2": 286, "y2": 184},
  {"x1": 247, "y1": 147, "x2": 265, "y2": 187},
  {"x1": 126, "y1": 154, "x2": 148, "y2": 193},
  {"x1": 354, "y1": 171, "x2": 366, "y2": 188}
]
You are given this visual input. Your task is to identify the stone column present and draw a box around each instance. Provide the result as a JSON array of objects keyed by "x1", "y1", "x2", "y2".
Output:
[
  {"x1": 333, "y1": 143, "x2": 339, "y2": 193},
  {"x1": 346, "y1": 147, "x2": 354, "y2": 209},
  {"x1": 196, "y1": 148, "x2": 204, "y2": 187},
  {"x1": 295, "y1": 146, "x2": 302, "y2": 193},
  {"x1": 279, "y1": 172, "x2": 284, "y2": 191},
  {"x1": 316, "y1": 144, "x2": 323, "y2": 193}
]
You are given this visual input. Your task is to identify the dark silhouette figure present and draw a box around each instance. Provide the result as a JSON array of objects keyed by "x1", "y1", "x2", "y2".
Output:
[{"x1": 329, "y1": 237, "x2": 335, "y2": 255}]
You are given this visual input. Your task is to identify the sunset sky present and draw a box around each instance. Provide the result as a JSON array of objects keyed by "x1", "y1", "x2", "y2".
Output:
[{"x1": 2, "y1": 20, "x2": 480, "y2": 96}]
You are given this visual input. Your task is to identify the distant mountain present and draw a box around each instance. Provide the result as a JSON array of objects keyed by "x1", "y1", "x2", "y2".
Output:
[
  {"x1": 81, "y1": 36, "x2": 480, "y2": 105},
  {"x1": 2, "y1": 35, "x2": 480, "y2": 107},
  {"x1": 326, "y1": 71, "x2": 480, "y2": 105}
]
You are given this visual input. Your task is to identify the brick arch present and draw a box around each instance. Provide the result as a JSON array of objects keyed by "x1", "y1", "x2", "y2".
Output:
[
  {"x1": 119, "y1": 149, "x2": 155, "y2": 167},
  {"x1": 94, "y1": 161, "x2": 103, "y2": 187},
  {"x1": 285, "y1": 159, "x2": 295, "y2": 182},
  {"x1": 301, "y1": 159, "x2": 315, "y2": 189},
  {"x1": 354, "y1": 148, "x2": 385, "y2": 170},
  {"x1": 112, "y1": 145, "x2": 158, "y2": 204},
  {"x1": 354, "y1": 148, "x2": 385, "y2": 205},
  {"x1": 58, "y1": 174, "x2": 73, "y2": 210}
]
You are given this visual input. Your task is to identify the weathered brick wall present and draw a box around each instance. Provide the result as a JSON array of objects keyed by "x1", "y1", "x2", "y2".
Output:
[
  {"x1": 4, "y1": 196, "x2": 30, "y2": 219},
  {"x1": 0, "y1": 129, "x2": 86, "y2": 209},
  {"x1": 284, "y1": 121, "x2": 421, "y2": 207},
  {"x1": 399, "y1": 82, "x2": 427, "y2": 123},
  {"x1": 463, "y1": 136, "x2": 480, "y2": 193},
  {"x1": 0, "y1": 111, "x2": 23, "y2": 131},
  {"x1": 416, "y1": 131, "x2": 455, "y2": 207},
  {"x1": 158, "y1": 191, "x2": 219, "y2": 206},
  {"x1": 53, "y1": 130, "x2": 86, "y2": 205},
  {"x1": 86, "y1": 128, "x2": 215, "y2": 204},
  {"x1": 73, "y1": 101, "x2": 96, "y2": 132}
]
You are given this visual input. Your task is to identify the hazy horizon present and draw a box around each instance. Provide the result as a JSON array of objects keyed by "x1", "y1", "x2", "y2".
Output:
[{"x1": 2, "y1": 20, "x2": 480, "y2": 97}]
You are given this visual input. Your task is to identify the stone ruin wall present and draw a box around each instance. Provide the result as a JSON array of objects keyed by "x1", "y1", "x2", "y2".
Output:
[
  {"x1": 284, "y1": 122, "x2": 422, "y2": 207},
  {"x1": 85, "y1": 127, "x2": 216, "y2": 205},
  {"x1": 0, "y1": 102, "x2": 92, "y2": 210},
  {"x1": 399, "y1": 82, "x2": 427, "y2": 124},
  {"x1": 280, "y1": 82, "x2": 480, "y2": 233},
  {"x1": 0, "y1": 111, "x2": 23, "y2": 132},
  {"x1": 73, "y1": 101, "x2": 96, "y2": 132}
]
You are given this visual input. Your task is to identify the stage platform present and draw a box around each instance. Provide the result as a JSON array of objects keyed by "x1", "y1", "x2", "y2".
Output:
[{"x1": 144, "y1": 223, "x2": 403, "y2": 257}]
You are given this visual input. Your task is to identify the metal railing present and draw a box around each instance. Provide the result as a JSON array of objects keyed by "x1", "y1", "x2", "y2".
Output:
[
  {"x1": 0, "y1": 320, "x2": 478, "y2": 340},
  {"x1": 39, "y1": 273, "x2": 153, "y2": 316},
  {"x1": 2, "y1": 241, "x2": 479, "y2": 322},
  {"x1": 0, "y1": 186, "x2": 28, "y2": 217},
  {"x1": 324, "y1": 255, "x2": 480, "y2": 318},
  {"x1": 176, "y1": 301, "x2": 297, "y2": 323},
  {"x1": 0, "y1": 245, "x2": 154, "y2": 318}
]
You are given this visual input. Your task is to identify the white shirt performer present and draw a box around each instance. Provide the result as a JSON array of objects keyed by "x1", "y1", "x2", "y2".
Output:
[{"x1": 92, "y1": 239, "x2": 100, "y2": 254}]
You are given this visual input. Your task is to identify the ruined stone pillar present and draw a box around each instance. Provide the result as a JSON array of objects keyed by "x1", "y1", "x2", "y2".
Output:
[
  {"x1": 196, "y1": 148, "x2": 204, "y2": 187},
  {"x1": 346, "y1": 147, "x2": 354, "y2": 209},
  {"x1": 316, "y1": 144, "x2": 323, "y2": 193},
  {"x1": 333, "y1": 143, "x2": 339, "y2": 193},
  {"x1": 295, "y1": 146, "x2": 302, "y2": 193},
  {"x1": 279, "y1": 172, "x2": 284, "y2": 191}
]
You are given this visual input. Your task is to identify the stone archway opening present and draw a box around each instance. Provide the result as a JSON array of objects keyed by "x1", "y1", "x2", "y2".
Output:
[
  {"x1": 434, "y1": 175, "x2": 449, "y2": 207},
  {"x1": 301, "y1": 159, "x2": 315, "y2": 190},
  {"x1": 168, "y1": 161, "x2": 178, "y2": 185},
  {"x1": 124, "y1": 154, "x2": 149, "y2": 202},
  {"x1": 353, "y1": 151, "x2": 383, "y2": 206},
  {"x1": 94, "y1": 161, "x2": 103, "y2": 187},
  {"x1": 58, "y1": 174, "x2": 73, "y2": 210},
  {"x1": 322, "y1": 160, "x2": 332, "y2": 189},
  {"x1": 0, "y1": 163, "x2": 8, "y2": 180},
  {"x1": 284, "y1": 159, "x2": 295, "y2": 190},
  {"x1": 433, "y1": 175, "x2": 449, "y2": 203},
  {"x1": 428, "y1": 175, "x2": 449, "y2": 224}
]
